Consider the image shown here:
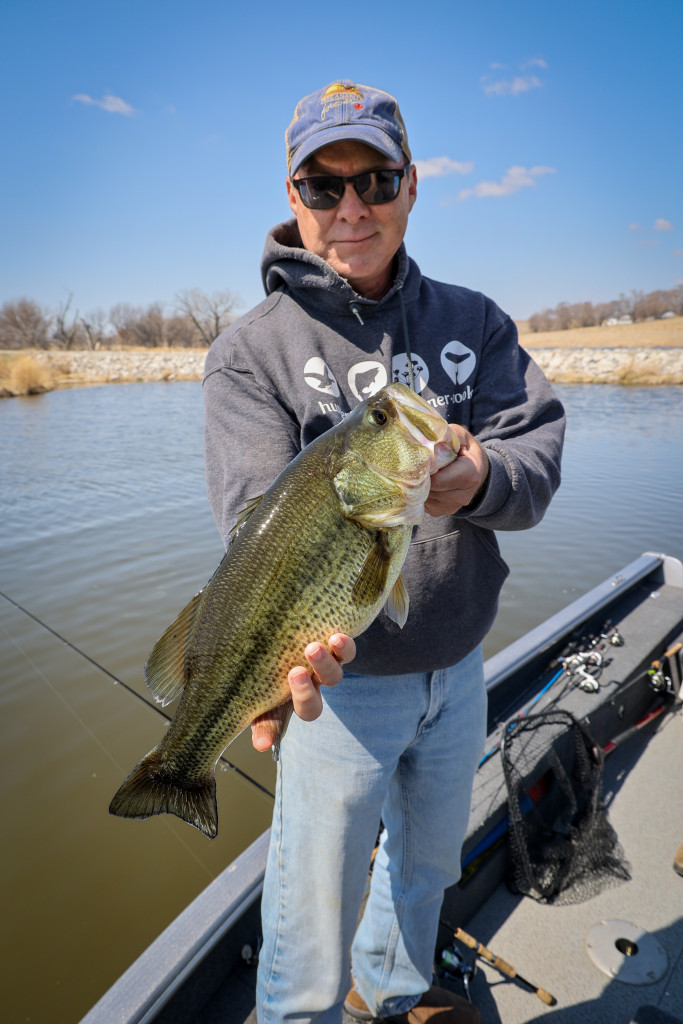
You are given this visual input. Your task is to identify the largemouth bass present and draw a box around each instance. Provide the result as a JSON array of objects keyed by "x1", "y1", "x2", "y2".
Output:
[{"x1": 109, "y1": 383, "x2": 458, "y2": 838}]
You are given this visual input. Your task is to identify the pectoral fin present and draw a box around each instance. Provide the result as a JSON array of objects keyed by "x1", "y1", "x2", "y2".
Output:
[
  {"x1": 352, "y1": 532, "x2": 393, "y2": 607},
  {"x1": 384, "y1": 573, "x2": 410, "y2": 628}
]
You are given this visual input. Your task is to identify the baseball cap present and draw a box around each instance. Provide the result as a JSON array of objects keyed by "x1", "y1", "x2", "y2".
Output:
[{"x1": 286, "y1": 81, "x2": 412, "y2": 177}]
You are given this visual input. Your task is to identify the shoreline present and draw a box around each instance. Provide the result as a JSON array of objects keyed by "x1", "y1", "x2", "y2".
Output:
[{"x1": 1, "y1": 344, "x2": 683, "y2": 396}]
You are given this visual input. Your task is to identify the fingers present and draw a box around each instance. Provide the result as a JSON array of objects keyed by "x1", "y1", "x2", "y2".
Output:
[
  {"x1": 426, "y1": 426, "x2": 489, "y2": 515},
  {"x1": 251, "y1": 634, "x2": 356, "y2": 749},
  {"x1": 288, "y1": 664, "x2": 323, "y2": 722}
]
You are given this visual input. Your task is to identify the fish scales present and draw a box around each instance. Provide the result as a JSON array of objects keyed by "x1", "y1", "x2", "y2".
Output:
[{"x1": 109, "y1": 383, "x2": 458, "y2": 837}]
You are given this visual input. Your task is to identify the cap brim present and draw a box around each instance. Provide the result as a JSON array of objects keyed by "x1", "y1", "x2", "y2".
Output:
[{"x1": 289, "y1": 124, "x2": 405, "y2": 176}]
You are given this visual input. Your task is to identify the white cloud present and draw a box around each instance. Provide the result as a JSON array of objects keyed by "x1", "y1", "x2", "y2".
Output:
[
  {"x1": 482, "y1": 75, "x2": 542, "y2": 96},
  {"x1": 457, "y1": 165, "x2": 555, "y2": 200},
  {"x1": 654, "y1": 218, "x2": 673, "y2": 231},
  {"x1": 629, "y1": 223, "x2": 640, "y2": 231},
  {"x1": 414, "y1": 156, "x2": 474, "y2": 179},
  {"x1": 73, "y1": 93, "x2": 137, "y2": 115},
  {"x1": 482, "y1": 57, "x2": 547, "y2": 96}
]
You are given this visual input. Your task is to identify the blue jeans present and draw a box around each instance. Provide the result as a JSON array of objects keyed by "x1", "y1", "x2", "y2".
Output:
[{"x1": 256, "y1": 645, "x2": 487, "y2": 1023}]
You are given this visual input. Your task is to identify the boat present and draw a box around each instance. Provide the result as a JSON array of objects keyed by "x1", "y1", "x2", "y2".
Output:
[{"x1": 80, "y1": 551, "x2": 683, "y2": 1024}]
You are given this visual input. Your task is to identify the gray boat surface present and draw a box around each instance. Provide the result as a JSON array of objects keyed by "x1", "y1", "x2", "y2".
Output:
[{"x1": 81, "y1": 552, "x2": 683, "y2": 1024}]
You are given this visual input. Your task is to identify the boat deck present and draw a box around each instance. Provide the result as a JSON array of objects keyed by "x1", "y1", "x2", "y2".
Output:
[{"x1": 455, "y1": 707, "x2": 683, "y2": 1024}]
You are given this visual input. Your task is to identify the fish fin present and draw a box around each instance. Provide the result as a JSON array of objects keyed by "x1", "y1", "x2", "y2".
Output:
[
  {"x1": 109, "y1": 747, "x2": 218, "y2": 839},
  {"x1": 229, "y1": 494, "x2": 265, "y2": 545},
  {"x1": 352, "y1": 532, "x2": 392, "y2": 607},
  {"x1": 144, "y1": 591, "x2": 204, "y2": 706},
  {"x1": 384, "y1": 573, "x2": 410, "y2": 628}
]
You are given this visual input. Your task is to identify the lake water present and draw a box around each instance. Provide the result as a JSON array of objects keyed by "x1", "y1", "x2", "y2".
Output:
[{"x1": 1, "y1": 381, "x2": 682, "y2": 1023}]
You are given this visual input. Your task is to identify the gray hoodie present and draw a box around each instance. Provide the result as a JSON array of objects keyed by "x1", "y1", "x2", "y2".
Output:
[{"x1": 203, "y1": 219, "x2": 565, "y2": 675}]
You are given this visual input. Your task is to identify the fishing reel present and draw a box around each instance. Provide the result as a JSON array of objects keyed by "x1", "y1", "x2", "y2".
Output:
[
  {"x1": 436, "y1": 943, "x2": 476, "y2": 1002},
  {"x1": 648, "y1": 641, "x2": 682, "y2": 699},
  {"x1": 558, "y1": 649, "x2": 605, "y2": 692},
  {"x1": 556, "y1": 624, "x2": 624, "y2": 693}
]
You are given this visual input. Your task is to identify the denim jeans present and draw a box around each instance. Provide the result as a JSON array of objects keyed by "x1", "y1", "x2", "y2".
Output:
[{"x1": 256, "y1": 644, "x2": 487, "y2": 1023}]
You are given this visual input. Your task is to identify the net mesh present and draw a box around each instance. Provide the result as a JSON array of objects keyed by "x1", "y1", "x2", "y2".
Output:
[{"x1": 502, "y1": 709, "x2": 631, "y2": 905}]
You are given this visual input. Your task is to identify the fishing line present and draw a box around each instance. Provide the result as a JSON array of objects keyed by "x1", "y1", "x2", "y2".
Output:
[
  {"x1": 0, "y1": 589, "x2": 275, "y2": 799},
  {"x1": 1, "y1": 616, "x2": 223, "y2": 883}
]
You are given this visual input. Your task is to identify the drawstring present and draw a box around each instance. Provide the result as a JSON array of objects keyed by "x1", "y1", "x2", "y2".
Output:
[
  {"x1": 349, "y1": 290, "x2": 415, "y2": 392},
  {"x1": 349, "y1": 302, "x2": 364, "y2": 325},
  {"x1": 399, "y1": 288, "x2": 415, "y2": 391}
]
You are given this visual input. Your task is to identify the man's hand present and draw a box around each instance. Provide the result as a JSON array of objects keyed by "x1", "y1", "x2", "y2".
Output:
[
  {"x1": 425, "y1": 424, "x2": 490, "y2": 516},
  {"x1": 250, "y1": 633, "x2": 356, "y2": 751}
]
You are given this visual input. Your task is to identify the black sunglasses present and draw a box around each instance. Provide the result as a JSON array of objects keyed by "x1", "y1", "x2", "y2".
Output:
[{"x1": 290, "y1": 163, "x2": 410, "y2": 210}]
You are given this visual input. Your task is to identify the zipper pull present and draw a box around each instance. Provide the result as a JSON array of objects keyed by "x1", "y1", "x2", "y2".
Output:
[{"x1": 349, "y1": 302, "x2": 365, "y2": 326}]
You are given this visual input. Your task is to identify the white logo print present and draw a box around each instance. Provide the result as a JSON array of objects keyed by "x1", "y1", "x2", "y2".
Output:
[
  {"x1": 392, "y1": 352, "x2": 428, "y2": 393},
  {"x1": 303, "y1": 357, "x2": 340, "y2": 396},
  {"x1": 440, "y1": 341, "x2": 476, "y2": 385},
  {"x1": 348, "y1": 361, "x2": 387, "y2": 402}
]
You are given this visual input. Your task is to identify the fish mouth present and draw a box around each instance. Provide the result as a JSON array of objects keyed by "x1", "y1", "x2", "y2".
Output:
[
  {"x1": 384, "y1": 384, "x2": 460, "y2": 474},
  {"x1": 358, "y1": 384, "x2": 459, "y2": 527}
]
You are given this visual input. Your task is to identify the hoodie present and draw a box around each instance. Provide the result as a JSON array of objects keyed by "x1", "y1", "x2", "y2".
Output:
[{"x1": 203, "y1": 219, "x2": 565, "y2": 675}]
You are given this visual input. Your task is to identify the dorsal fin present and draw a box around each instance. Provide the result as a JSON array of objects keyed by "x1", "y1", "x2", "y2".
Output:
[
  {"x1": 229, "y1": 494, "x2": 265, "y2": 546},
  {"x1": 144, "y1": 590, "x2": 204, "y2": 706}
]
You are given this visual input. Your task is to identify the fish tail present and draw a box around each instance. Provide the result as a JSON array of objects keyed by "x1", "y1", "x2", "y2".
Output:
[{"x1": 109, "y1": 747, "x2": 218, "y2": 839}]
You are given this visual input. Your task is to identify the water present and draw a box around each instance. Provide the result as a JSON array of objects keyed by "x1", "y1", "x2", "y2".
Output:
[{"x1": 1, "y1": 382, "x2": 682, "y2": 1023}]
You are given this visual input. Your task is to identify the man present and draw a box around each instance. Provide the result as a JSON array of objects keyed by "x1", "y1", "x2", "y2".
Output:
[{"x1": 203, "y1": 81, "x2": 565, "y2": 1024}]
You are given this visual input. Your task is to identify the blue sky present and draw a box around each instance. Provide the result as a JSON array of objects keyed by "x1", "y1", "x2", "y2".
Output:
[{"x1": 2, "y1": 0, "x2": 681, "y2": 323}]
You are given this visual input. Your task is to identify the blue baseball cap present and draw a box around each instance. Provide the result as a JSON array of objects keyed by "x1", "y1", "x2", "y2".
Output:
[{"x1": 286, "y1": 81, "x2": 412, "y2": 177}]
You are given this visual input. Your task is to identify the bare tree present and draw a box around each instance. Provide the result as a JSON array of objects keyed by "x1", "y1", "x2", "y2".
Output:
[
  {"x1": 80, "y1": 309, "x2": 108, "y2": 350},
  {"x1": 0, "y1": 298, "x2": 52, "y2": 349},
  {"x1": 52, "y1": 293, "x2": 90, "y2": 349},
  {"x1": 175, "y1": 288, "x2": 239, "y2": 347},
  {"x1": 110, "y1": 302, "x2": 170, "y2": 347}
]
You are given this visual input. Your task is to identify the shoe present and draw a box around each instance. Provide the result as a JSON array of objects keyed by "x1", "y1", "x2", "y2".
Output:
[
  {"x1": 344, "y1": 984, "x2": 481, "y2": 1024},
  {"x1": 674, "y1": 843, "x2": 683, "y2": 877}
]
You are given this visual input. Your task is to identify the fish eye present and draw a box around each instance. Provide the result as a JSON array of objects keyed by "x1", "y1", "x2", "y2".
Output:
[{"x1": 370, "y1": 408, "x2": 388, "y2": 426}]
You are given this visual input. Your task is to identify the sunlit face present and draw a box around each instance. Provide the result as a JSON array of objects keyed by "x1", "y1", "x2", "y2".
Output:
[{"x1": 286, "y1": 140, "x2": 417, "y2": 300}]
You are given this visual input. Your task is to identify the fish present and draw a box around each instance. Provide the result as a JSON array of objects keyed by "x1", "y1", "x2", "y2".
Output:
[{"x1": 109, "y1": 382, "x2": 458, "y2": 838}]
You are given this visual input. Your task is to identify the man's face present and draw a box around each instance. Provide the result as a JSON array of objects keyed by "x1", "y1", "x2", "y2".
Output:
[{"x1": 286, "y1": 140, "x2": 417, "y2": 300}]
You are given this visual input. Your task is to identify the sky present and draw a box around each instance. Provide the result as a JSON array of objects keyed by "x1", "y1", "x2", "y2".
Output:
[{"x1": 2, "y1": 0, "x2": 682, "y2": 323}]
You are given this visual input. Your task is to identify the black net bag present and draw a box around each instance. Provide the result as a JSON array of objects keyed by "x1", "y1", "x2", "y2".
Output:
[{"x1": 502, "y1": 709, "x2": 631, "y2": 905}]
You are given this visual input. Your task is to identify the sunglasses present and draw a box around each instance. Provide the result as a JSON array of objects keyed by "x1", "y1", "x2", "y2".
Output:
[{"x1": 290, "y1": 163, "x2": 410, "y2": 210}]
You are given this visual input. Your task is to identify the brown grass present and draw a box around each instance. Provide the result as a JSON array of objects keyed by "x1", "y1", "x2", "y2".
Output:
[
  {"x1": 517, "y1": 315, "x2": 683, "y2": 349},
  {"x1": 0, "y1": 354, "x2": 54, "y2": 396}
]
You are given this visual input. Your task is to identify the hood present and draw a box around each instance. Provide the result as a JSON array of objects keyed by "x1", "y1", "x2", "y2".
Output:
[{"x1": 260, "y1": 218, "x2": 421, "y2": 318}]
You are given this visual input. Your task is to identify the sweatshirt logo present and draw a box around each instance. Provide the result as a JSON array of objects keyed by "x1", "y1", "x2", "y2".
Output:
[
  {"x1": 303, "y1": 357, "x2": 340, "y2": 397},
  {"x1": 440, "y1": 342, "x2": 476, "y2": 386},
  {"x1": 392, "y1": 351, "x2": 428, "y2": 393},
  {"x1": 348, "y1": 361, "x2": 387, "y2": 402}
]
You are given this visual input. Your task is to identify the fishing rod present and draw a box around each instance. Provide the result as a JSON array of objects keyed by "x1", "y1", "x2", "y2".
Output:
[
  {"x1": 479, "y1": 623, "x2": 625, "y2": 768},
  {"x1": 440, "y1": 919, "x2": 557, "y2": 1007}
]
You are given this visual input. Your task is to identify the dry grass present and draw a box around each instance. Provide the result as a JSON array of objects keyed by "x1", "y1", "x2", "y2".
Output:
[
  {"x1": 0, "y1": 354, "x2": 54, "y2": 396},
  {"x1": 517, "y1": 316, "x2": 683, "y2": 349}
]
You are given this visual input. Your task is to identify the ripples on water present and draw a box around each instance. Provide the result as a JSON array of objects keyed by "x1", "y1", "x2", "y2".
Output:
[
  {"x1": 1, "y1": 381, "x2": 682, "y2": 1022},
  {"x1": 489, "y1": 385, "x2": 683, "y2": 652}
]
